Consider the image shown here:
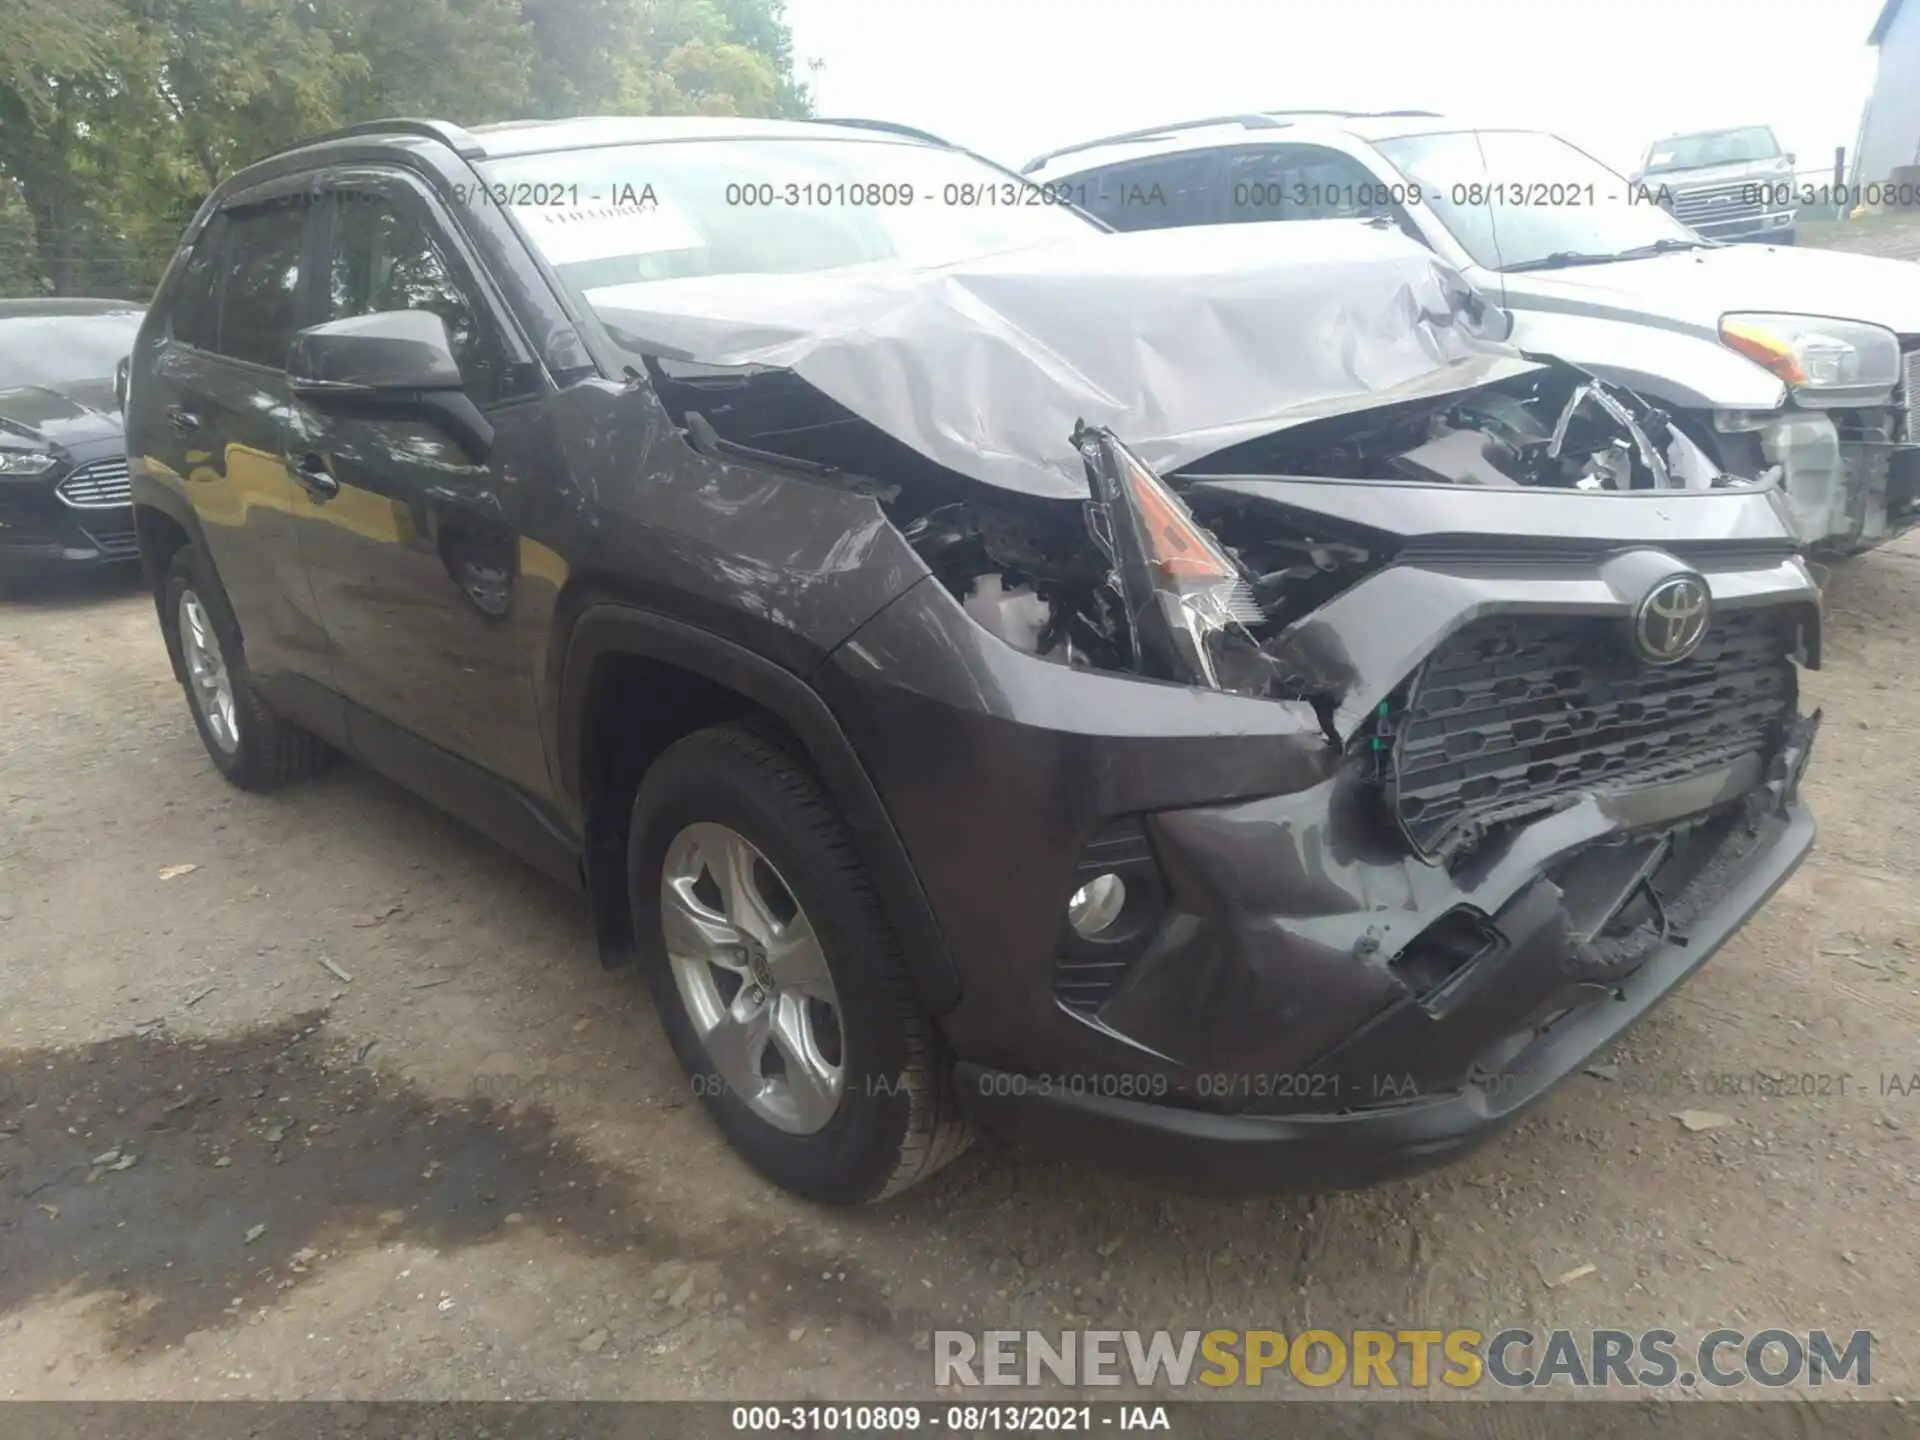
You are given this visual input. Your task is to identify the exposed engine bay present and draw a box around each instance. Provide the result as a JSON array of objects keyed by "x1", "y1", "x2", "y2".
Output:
[
  {"x1": 1180, "y1": 365, "x2": 1724, "y2": 494},
  {"x1": 648, "y1": 346, "x2": 1815, "y2": 872},
  {"x1": 653, "y1": 355, "x2": 1741, "y2": 698}
]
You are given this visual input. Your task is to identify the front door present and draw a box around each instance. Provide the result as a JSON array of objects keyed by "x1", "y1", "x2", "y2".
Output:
[
  {"x1": 288, "y1": 170, "x2": 556, "y2": 801},
  {"x1": 137, "y1": 191, "x2": 341, "y2": 729}
]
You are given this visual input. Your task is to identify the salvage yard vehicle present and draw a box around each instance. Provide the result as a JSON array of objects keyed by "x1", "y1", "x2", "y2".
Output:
[
  {"x1": 0, "y1": 298, "x2": 145, "y2": 592},
  {"x1": 1630, "y1": 125, "x2": 1801, "y2": 245},
  {"x1": 1024, "y1": 111, "x2": 1920, "y2": 556},
  {"x1": 127, "y1": 115, "x2": 1822, "y2": 1206}
]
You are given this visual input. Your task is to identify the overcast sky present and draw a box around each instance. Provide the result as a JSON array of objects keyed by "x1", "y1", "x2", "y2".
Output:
[{"x1": 786, "y1": 0, "x2": 1886, "y2": 177}]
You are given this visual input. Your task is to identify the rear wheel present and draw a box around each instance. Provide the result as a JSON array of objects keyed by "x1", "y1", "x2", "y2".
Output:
[
  {"x1": 629, "y1": 724, "x2": 969, "y2": 1205},
  {"x1": 162, "y1": 546, "x2": 332, "y2": 790}
]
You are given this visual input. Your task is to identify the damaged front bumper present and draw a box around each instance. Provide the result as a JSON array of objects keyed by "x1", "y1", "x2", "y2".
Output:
[
  {"x1": 957, "y1": 716, "x2": 1817, "y2": 1194},
  {"x1": 1722, "y1": 405, "x2": 1920, "y2": 555},
  {"x1": 826, "y1": 485, "x2": 1825, "y2": 1193}
]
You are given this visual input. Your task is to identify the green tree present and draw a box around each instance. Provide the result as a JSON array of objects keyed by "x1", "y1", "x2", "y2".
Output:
[
  {"x1": 0, "y1": 0, "x2": 178, "y2": 296},
  {"x1": 1, "y1": 0, "x2": 810, "y2": 297},
  {"x1": 520, "y1": 0, "x2": 805, "y2": 119},
  {"x1": 324, "y1": 0, "x2": 533, "y2": 126},
  {"x1": 130, "y1": 0, "x2": 364, "y2": 186}
]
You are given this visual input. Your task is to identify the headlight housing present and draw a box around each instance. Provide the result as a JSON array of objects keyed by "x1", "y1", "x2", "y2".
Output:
[
  {"x1": 1719, "y1": 312, "x2": 1900, "y2": 406},
  {"x1": 0, "y1": 449, "x2": 59, "y2": 476}
]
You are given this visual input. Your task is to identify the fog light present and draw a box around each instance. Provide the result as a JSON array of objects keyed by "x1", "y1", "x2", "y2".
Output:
[{"x1": 1067, "y1": 874, "x2": 1127, "y2": 937}]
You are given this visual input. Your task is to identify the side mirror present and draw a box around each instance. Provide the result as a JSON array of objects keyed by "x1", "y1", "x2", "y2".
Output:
[
  {"x1": 1784, "y1": 151, "x2": 1796, "y2": 164},
  {"x1": 288, "y1": 310, "x2": 493, "y2": 461}
]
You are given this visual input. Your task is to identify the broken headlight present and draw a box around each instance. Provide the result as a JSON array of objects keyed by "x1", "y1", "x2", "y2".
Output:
[
  {"x1": 1719, "y1": 313, "x2": 1899, "y2": 406},
  {"x1": 1076, "y1": 424, "x2": 1268, "y2": 692}
]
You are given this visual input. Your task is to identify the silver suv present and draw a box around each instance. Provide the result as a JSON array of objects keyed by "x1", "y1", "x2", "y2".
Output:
[
  {"x1": 1630, "y1": 125, "x2": 1799, "y2": 245},
  {"x1": 1025, "y1": 111, "x2": 1920, "y2": 556}
]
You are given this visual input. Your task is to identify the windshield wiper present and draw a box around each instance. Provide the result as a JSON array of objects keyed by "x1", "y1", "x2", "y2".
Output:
[
  {"x1": 1608, "y1": 238, "x2": 1712, "y2": 260},
  {"x1": 1504, "y1": 237, "x2": 1709, "y2": 273}
]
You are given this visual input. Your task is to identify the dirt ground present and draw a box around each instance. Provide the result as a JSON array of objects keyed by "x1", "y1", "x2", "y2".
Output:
[
  {"x1": 1797, "y1": 210, "x2": 1920, "y2": 261},
  {"x1": 1, "y1": 556, "x2": 1917, "y2": 1402}
]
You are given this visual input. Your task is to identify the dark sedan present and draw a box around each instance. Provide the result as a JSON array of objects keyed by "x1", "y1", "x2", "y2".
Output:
[{"x1": 0, "y1": 298, "x2": 145, "y2": 591}]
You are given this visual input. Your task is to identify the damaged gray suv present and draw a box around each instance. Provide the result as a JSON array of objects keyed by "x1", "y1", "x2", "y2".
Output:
[{"x1": 126, "y1": 115, "x2": 1822, "y2": 1205}]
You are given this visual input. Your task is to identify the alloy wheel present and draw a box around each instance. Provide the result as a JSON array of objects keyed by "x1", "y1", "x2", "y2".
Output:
[
  {"x1": 177, "y1": 588, "x2": 240, "y2": 755},
  {"x1": 661, "y1": 821, "x2": 847, "y2": 1134}
]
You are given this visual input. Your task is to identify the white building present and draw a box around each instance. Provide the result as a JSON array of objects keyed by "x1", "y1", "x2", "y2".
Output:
[{"x1": 1855, "y1": 0, "x2": 1920, "y2": 185}]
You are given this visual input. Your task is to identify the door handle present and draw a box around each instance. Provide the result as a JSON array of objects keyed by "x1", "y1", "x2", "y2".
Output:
[
  {"x1": 291, "y1": 452, "x2": 340, "y2": 500},
  {"x1": 165, "y1": 405, "x2": 200, "y2": 432}
]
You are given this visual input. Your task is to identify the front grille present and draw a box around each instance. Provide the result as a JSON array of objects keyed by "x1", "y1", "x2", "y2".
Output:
[
  {"x1": 1669, "y1": 181, "x2": 1763, "y2": 227},
  {"x1": 1385, "y1": 608, "x2": 1796, "y2": 861},
  {"x1": 55, "y1": 457, "x2": 132, "y2": 510}
]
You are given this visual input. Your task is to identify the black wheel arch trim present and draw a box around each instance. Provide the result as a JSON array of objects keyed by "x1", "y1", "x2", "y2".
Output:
[
  {"x1": 130, "y1": 472, "x2": 222, "y2": 685},
  {"x1": 552, "y1": 601, "x2": 962, "y2": 1014}
]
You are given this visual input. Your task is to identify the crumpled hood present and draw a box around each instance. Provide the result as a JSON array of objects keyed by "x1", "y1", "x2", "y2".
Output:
[
  {"x1": 1504, "y1": 244, "x2": 1920, "y2": 337},
  {"x1": 0, "y1": 379, "x2": 123, "y2": 451},
  {"x1": 589, "y1": 219, "x2": 1542, "y2": 498}
]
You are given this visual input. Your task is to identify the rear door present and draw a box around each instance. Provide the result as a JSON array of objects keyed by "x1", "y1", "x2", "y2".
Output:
[
  {"x1": 288, "y1": 167, "x2": 556, "y2": 799},
  {"x1": 137, "y1": 187, "x2": 340, "y2": 725}
]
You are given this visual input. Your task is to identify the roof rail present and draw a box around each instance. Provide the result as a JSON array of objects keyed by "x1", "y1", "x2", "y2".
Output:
[
  {"x1": 1020, "y1": 113, "x2": 1288, "y2": 173},
  {"x1": 812, "y1": 116, "x2": 954, "y2": 147},
  {"x1": 1255, "y1": 108, "x2": 1442, "y2": 120},
  {"x1": 291, "y1": 118, "x2": 486, "y2": 159}
]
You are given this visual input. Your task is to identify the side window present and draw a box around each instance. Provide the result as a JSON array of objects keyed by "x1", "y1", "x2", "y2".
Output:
[
  {"x1": 1075, "y1": 153, "x2": 1219, "y2": 232},
  {"x1": 1288, "y1": 148, "x2": 1393, "y2": 221},
  {"x1": 323, "y1": 191, "x2": 529, "y2": 405},
  {"x1": 215, "y1": 197, "x2": 308, "y2": 368},
  {"x1": 1222, "y1": 146, "x2": 1397, "y2": 223},
  {"x1": 168, "y1": 217, "x2": 226, "y2": 350},
  {"x1": 1222, "y1": 149, "x2": 1295, "y2": 224}
]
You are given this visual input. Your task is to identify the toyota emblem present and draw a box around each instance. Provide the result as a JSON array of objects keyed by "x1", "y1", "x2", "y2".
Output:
[{"x1": 1634, "y1": 574, "x2": 1712, "y2": 664}]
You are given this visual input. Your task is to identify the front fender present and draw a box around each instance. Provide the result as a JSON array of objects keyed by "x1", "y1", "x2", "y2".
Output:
[
  {"x1": 1507, "y1": 308, "x2": 1788, "y2": 413},
  {"x1": 552, "y1": 599, "x2": 961, "y2": 1011}
]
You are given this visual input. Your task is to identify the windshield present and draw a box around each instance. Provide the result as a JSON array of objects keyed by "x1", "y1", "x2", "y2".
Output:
[
  {"x1": 1641, "y1": 127, "x2": 1781, "y2": 175},
  {"x1": 480, "y1": 137, "x2": 1096, "y2": 298},
  {"x1": 1374, "y1": 130, "x2": 1700, "y2": 273},
  {"x1": 0, "y1": 311, "x2": 144, "y2": 390}
]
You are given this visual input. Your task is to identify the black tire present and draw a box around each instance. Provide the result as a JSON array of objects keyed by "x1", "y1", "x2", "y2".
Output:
[
  {"x1": 629, "y1": 724, "x2": 969, "y2": 1205},
  {"x1": 161, "y1": 545, "x2": 333, "y2": 791}
]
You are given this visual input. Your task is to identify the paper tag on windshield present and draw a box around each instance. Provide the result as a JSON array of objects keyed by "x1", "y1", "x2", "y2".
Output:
[{"x1": 514, "y1": 193, "x2": 702, "y2": 265}]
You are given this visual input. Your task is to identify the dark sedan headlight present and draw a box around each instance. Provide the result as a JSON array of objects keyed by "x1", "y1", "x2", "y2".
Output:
[{"x1": 0, "y1": 449, "x2": 59, "y2": 476}]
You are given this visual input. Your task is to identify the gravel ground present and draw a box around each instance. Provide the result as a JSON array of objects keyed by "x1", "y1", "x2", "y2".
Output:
[
  {"x1": 1796, "y1": 211, "x2": 1920, "y2": 260},
  {"x1": 3, "y1": 379, "x2": 1919, "y2": 1404}
]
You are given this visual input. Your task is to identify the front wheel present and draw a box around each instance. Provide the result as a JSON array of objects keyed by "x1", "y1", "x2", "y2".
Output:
[{"x1": 629, "y1": 725, "x2": 969, "y2": 1205}]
